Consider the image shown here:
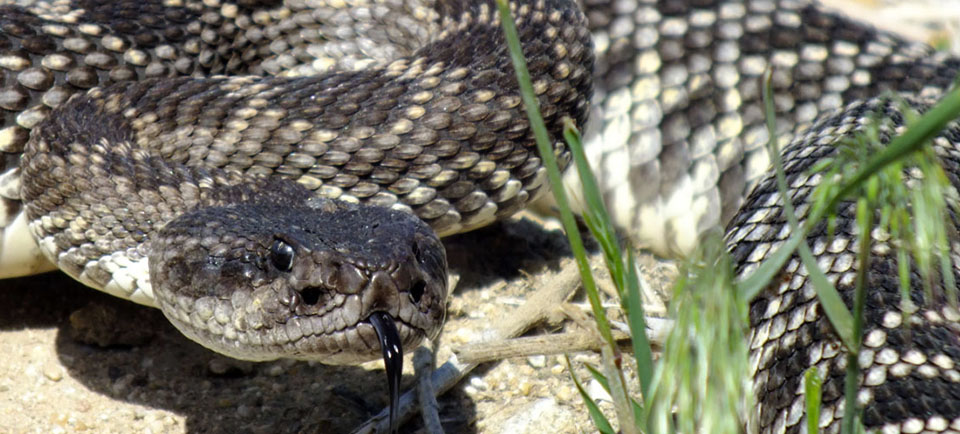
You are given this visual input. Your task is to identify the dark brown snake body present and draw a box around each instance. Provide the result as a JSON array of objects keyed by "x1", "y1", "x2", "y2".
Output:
[{"x1": 1, "y1": 0, "x2": 959, "y2": 432}]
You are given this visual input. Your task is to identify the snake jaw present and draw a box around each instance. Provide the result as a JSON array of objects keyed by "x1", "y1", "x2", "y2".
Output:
[{"x1": 148, "y1": 197, "x2": 448, "y2": 364}]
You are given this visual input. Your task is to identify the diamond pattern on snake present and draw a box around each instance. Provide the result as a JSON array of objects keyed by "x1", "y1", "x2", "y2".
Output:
[{"x1": 1, "y1": 0, "x2": 959, "y2": 432}]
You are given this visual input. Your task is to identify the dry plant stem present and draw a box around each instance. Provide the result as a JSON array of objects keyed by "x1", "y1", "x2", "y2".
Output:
[
  {"x1": 414, "y1": 346, "x2": 444, "y2": 434},
  {"x1": 454, "y1": 330, "x2": 634, "y2": 364},
  {"x1": 353, "y1": 256, "x2": 585, "y2": 433},
  {"x1": 352, "y1": 358, "x2": 469, "y2": 434}
]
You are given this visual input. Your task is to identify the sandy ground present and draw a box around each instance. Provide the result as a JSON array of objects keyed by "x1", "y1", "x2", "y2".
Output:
[
  {"x1": 0, "y1": 215, "x2": 672, "y2": 434},
  {"x1": 2, "y1": 1, "x2": 959, "y2": 434}
]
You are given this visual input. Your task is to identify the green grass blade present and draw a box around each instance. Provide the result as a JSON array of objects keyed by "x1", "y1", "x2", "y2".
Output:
[
  {"x1": 568, "y1": 357, "x2": 616, "y2": 434},
  {"x1": 625, "y1": 248, "x2": 654, "y2": 400},
  {"x1": 583, "y1": 361, "x2": 644, "y2": 421},
  {"x1": 804, "y1": 367, "x2": 823, "y2": 434},
  {"x1": 562, "y1": 95, "x2": 654, "y2": 408},
  {"x1": 646, "y1": 230, "x2": 749, "y2": 434},
  {"x1": 841, "y1": 199, "x2": 872, "y2": 434},
  {"x1": 737, "y1": 229, "x2": 805, "y2": 300},
  {"x1": 495, "y1": 0, "x2": 614, "y2": 351},
  {"x1": 562, "y1": 116, "x2": 655, "y2": 401},
  {"x1": 751, "y1": 72, "x2": 960, "y2": 433},
  {"x1": 827, "y1": 85, "x2": 960, "y2": 210},
  {"x1": 563, "y1": 120, "x2": 625, "y2": 284},
  {"x1": 496, "y1": 2, "x2": 639, "y2": 431},
  {"x1": 759, "y1": 69, "x2": 857, "y2": 350},
  {"x1": 584, "y1": 362, "x2": 609, "y2": 391},
  {"x1": 797, "y1": 243, "x2": 856, "y2": 349}
]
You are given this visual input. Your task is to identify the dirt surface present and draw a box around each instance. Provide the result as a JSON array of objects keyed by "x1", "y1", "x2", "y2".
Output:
[
  {"x1": 0, "y1": 214, "x2": 672, "y2": 434},
  {"x1": 2, "y1": 1, "x2": 958, "y2": 434}
]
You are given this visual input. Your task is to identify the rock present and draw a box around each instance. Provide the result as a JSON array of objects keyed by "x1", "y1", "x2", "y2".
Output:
[{"x1": 497, "y1": 398, "x2": 576, "y2": 434}]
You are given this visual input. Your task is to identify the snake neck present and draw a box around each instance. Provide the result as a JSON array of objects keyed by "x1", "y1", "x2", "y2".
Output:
[{"x1": 16, "y1": 0, "x2": 592, "y2": 304}]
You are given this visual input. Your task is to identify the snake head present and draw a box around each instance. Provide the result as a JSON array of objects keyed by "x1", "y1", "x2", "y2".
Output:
[{"x1": 147, "y1": 196, "x2": 447, "y2": 365}]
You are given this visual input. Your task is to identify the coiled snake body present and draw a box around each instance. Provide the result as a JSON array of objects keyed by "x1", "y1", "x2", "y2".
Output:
[{"x1": 0, "y1": 0, "x2": 959, "y2": 432}]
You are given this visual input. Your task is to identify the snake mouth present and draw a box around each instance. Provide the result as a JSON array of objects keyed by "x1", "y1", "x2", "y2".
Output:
[
  {"x1": 159, "y1": 298, "x2": 429, "y2": 364},
  {"x1": 258, "y1": 303, "x2": 426, "y2": 364},
  {"x1": 149, "y1": 199, "x2": 447, "y2": 365}
]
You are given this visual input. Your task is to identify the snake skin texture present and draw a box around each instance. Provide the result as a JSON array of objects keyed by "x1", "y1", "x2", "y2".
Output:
[
  {"x1": 728, "y1": 97, "x2": 960, "y2": 433},
  {"x1": 573, "y1": 1, "x2": 960, "y2": 431},
  {"x1": 2, "y1": 0, "x2": 960, "y2": 432},
  {"x1": 580, "y1": 0, "x2": 959, "y2": 257},
  {"x1": 5, "y1": 0, "x2": 593, "y2": 364},
  {"x1": 0, "y1": 0, "x2": 591, "y2": 279}
]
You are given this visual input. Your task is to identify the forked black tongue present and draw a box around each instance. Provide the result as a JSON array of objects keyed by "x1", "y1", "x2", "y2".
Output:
[{"x1": 368, "y1": 311, "x2": 402, "y2": 433}]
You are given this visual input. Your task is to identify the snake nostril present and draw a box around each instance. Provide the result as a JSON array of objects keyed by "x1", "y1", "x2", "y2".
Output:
[
  {"x1": 300, "y1": 287, "x2": 321, "y2": 305},
  {"x1": 409, "y1": 279, "x2": 426, "y2": 304}
]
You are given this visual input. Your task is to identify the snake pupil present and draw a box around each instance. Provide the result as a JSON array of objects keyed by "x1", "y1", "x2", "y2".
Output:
[{"x1": 270, "y1": 239, "x2": 296, "y2": 272}]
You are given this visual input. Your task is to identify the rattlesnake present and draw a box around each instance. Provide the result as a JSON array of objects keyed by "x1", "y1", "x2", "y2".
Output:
[{"x1": 1, "y1": 0, "x2": 959, "y2": 432}]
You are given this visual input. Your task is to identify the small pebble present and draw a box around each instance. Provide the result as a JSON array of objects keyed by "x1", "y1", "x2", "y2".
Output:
[
  {"x1": 144, "y1": 419, "x2": 166, "y2": 434},
  {"x1": 447, "y1": 298, "x2": 466, "y2": 316},
  {"x1": 207, "y1": 359, "x2": 230, "y2": 375},
  {"x1": 53, "y1": 412, "x2": 68, "y2": 424},
  {"x1": 498, "y1": 398, "x2": 576, "y2": 433},
  {"x1": 43, "y1": 363, "x2": 64, "y2": 382},
  {"x1": 453, "y1": 327, "x2": 477, "y2": 344},
  {"x1": 75, "y1": 400, "x2": 92, "y2": 413},
  {"x1": 556, "y1": 385, "x2": 575, "y2": 402},
  {"x1": 265, "y1": 364, "x2": 285, "y2": 377},
  {"x1": 111, "y1": 375, "x2": 132, "y2": 395},
  {"x1": 469, "y1": 376, "x2": 488, "y2": 390},
  {"x1": 237, "y1": 405, "x2": 253, "y2": 418},
  {"x1": 519, "y1": 381, "x2": 533, "y2": 396},
  {"x1": 550, "y1": 364, "x2": 565, "y2": 375},
  {"x1": 586, "y1": 379, "x2": 612, "y2": 402},
  {"x1": 527, "y1": 355, "x2": 546, "y2": 368}
]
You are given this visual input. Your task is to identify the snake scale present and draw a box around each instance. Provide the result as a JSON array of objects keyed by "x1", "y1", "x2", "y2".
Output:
[{"x1": 1, "y1": 0, "x2": 960, "y2": 432}]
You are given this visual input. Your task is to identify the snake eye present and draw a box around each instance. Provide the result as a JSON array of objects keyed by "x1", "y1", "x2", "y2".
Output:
[{"x1": 270, "y1": 239, "x2": 295, "y2": 272}]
